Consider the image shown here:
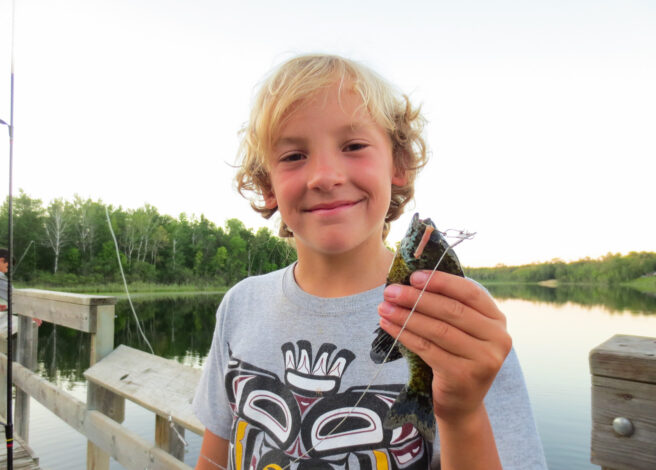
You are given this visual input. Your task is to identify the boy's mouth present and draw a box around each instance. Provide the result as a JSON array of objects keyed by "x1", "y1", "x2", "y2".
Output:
[{"x1": 305, "y1": 199, "x2": 361, "y2": 215}]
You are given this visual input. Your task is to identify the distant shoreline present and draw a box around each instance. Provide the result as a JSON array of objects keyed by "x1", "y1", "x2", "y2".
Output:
[{"x1": 473, "y1": 277, "x2": 656, "y2": 295}]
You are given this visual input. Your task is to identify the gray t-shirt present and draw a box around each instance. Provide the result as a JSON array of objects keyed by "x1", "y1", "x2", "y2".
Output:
[{"x1": 193, "y1": 264, "x2": 547, "y2": 469}]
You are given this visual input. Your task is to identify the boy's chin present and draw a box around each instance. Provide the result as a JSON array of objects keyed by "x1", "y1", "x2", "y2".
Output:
[{"x1": 296, "y1": 233, "x2": 384, "y2": 258}]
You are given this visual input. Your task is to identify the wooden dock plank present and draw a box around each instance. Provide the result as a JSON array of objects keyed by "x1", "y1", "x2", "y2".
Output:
[
  {"x1": 0, "y1": 426, "x2": 41, "y2": 470},
  {"x1": 12, "y1": 289, "x2": 116, "y2": 333},
  {"x1": 2, "y1": 355, "x2": 192, "y2": 470},
  {"x1": 590, "y1": 334, "x2": 656, "y2": 384},
  {"x1": 84, "y1": 345, "x2": 204, "y2": 435}
]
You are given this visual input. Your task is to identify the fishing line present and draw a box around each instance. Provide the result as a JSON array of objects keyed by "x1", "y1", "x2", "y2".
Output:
[
  {"x1": 279, "y1": 231, "x2": 474, "y2": 469},
  {"x1": 199, "y1": 452, "x2": 227, "y2": 470},
  {"x1": 107, "y1": 214, "x2": 188, "y2": 458},
  {"x1": 12, "y1": 239, "x2": 33, "y2": 273},
  {"x1": 104, "y1": 207, "x2": 154, "y2": 355}
]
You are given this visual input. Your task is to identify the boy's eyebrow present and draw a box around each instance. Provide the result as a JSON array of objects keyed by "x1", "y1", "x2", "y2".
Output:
[
  {"x1": 275, "y1": 123, "x2": 373, "y2": 148},
  {"x1": 274, "y1": 136, "x2": 307, "y2": 148}
]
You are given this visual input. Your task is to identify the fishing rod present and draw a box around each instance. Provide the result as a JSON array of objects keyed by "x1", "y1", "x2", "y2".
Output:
[{"x1": 1, "y1": 1, "x2": 16, "y2": 468}]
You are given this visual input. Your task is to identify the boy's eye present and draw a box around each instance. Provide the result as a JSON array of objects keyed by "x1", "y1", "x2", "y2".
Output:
[
  {"x1": 343, "y1": 142, "x2": 367, "y2": 152},
  {"x1": 281, "y1": 153, "x2": 305, "y2": 162}
]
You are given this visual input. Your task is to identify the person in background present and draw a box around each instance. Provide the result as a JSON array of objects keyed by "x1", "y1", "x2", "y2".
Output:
[
  {"x1": 0, "y1": 247, "x2": 41, "y2": 326},
  {"x1": 0, "y1": 248, "x2": 11, "y2": 312}
]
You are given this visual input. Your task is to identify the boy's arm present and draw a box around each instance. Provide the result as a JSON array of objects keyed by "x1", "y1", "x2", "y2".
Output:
[
  {"x1": 379, "y1": 270, "x2": 511, "y2": 470},
  {"x1": 196, "y1": 428, "x2": 229, "y2": 470},
  {"x1": 436, "y1": 404, "x2": 501, "y2": 469}
]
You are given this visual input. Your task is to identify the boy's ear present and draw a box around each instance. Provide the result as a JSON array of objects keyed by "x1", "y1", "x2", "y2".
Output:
[
  {"x1": 263, "y1": 190, "x2": 278, "y2": 210},
  {"x1": 391, "y1": 166, "x2": 408, "y2": 187}
]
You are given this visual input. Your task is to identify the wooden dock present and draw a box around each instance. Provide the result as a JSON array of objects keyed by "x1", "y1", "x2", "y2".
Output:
[
  {"x1": 0, "y1": 426, "x2": 40, "y2": 470},
  {"x1": 1, "y1": 289, "x2": 199, "y2": 470}
]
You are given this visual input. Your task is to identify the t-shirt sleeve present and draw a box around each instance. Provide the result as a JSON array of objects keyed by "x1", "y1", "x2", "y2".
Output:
[
  {"x1": 485, "y1": 347, "x2": 548, "y2": 470},
  {"x1": 192, "y1": 291, "x2": 234, "y2": 440}
]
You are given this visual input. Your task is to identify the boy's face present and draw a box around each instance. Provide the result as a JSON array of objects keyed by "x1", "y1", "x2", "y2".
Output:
[
  {"x1": 264, "y1": 84, "x2": 406, "y2": 257},
  {"x1": 0, "y1": 257, "x2": 7, "y2": 274}
]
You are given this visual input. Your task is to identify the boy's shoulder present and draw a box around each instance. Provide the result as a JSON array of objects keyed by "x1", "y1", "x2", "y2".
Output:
[{"x1": 225, "y1": 264, "x2": 291, "y2": 299}]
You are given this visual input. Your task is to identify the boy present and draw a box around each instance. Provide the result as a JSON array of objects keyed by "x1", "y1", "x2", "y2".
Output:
[{"x1": 193, "y1": 54, "x2": 546, "y2": 469}]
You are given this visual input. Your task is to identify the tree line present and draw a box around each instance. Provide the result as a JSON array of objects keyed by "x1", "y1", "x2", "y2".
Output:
[
  {"x1": 466, "y1": 252, "x2": 656, "y2": 284},
  {"x1": 0, "y1": 191, "x2": 297, "y2": 286}
]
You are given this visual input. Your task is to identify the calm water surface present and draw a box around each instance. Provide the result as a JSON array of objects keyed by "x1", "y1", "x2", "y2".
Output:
[{"x1": 22, "y1": 286, "x2": 656, "y2": 469}]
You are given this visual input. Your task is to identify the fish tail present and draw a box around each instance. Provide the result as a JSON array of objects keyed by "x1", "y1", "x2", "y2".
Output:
[{"x1": 384, "y1": 386, "x2": 436, "y2": 442}]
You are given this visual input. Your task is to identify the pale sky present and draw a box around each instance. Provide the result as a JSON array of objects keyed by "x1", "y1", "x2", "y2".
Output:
[{"x1": 0, "y1": 0, "x2": 654, "y2": 267}]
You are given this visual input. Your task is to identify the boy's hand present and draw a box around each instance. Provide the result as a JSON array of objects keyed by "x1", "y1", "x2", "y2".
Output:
[{"x1": 378, "y1": 270, "x2": 512, "y2": 423}]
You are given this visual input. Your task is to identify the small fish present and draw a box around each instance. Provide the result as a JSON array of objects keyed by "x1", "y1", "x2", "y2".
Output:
[{"x1": 371, "y1": 213, "x2": 465, "y2": 442}]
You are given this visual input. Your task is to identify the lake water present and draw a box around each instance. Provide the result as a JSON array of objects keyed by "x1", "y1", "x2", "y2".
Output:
[{"x1": 17, "y1": 285, "x2": 656, "y2": 469}]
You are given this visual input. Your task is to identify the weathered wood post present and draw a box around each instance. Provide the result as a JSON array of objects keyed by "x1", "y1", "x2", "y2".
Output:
[
  {"x1": 589, "y1": 334, "x2": 656, "y2": 470},
  {"x1": 14, "y1": 316, "x2": 38, "y2": 442},
  {"x1": 155, "y1": 414, "x2": 186, "y2": 460},
  {"x1": 86, "y1": 301, "x2": 124, "y2": 470},
  {"x1": 0, "y1": 314, "x2": 17, "y2": 422},
  {"x1": 11, "y1": 289, "x2": 122, "y2": 470}
]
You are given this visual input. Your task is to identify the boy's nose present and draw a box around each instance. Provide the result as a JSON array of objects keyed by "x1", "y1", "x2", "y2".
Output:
[{"x1": 307, "y1": 153, "x2": 345, "y2": 191}]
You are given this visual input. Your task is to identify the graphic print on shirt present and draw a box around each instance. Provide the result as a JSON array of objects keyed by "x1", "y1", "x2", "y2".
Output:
[{"x1": 224, "y1": 340, "x2": 432, "y2": 469}]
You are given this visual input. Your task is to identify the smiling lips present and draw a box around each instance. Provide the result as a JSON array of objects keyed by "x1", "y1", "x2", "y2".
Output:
[{"x1": 305, "y1": 200, "x2": 361, "y2": 215}]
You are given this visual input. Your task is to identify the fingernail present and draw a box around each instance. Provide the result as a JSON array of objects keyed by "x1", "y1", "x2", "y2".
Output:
[
  {"x1": 384, "y1": 285, "x2": 401, "y2": 299},
  {"x1": 378, "y1": 301, "x2": 394, "y2": 316},
  {"x1": 411, "y1": 271, "x2": 428, "y2": 285}
]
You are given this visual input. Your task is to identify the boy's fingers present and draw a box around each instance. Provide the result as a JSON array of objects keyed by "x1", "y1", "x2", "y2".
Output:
[
  {"x1": 398, "y1": 270, "x2": 504, "y2": 321},
  {"x1": 379, "y1": 316, "x2": 465, "y2": 372},
  {"x1": 379, "y1": 302, "x2": 477, "y2": 358},
  {"x1": 380, "y1": 295, "x2": 494, "y2": 341}
]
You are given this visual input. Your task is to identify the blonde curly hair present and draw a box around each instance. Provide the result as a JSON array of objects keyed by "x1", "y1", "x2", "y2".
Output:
[{"x1": 235, "y1": 54, "x2": 428, "y2": 238}]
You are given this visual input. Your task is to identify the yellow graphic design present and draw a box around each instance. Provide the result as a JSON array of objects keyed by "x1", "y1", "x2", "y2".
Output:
[
  {"x1": 262, "y1": 465, "x2": 283, "y2": 470},
  {"x1": 373, "y1": 450, "x2": 390, "y2": 470},
  {"x1": 234, "y1": 420, "x2": 248, "y2": 470}
]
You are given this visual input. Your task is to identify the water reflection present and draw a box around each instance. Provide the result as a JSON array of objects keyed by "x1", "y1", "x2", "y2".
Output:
[
  {"x1": 37, "y1": 292, "x2": 224, "y2": 382},
  {"x1": 484, "y1": 283, "x2": 656, "y2": 314},
  {"x1": 37, "y1": 286, "x2": 655, "y2": 382}
]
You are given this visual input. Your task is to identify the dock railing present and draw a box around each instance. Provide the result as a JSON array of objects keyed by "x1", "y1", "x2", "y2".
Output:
[
  {"x1": 590, "y1": 334, "x2": 656, "y2": 470},
  {"x1": 0, "y1": 288, "x2": 203, "y2": 470}
]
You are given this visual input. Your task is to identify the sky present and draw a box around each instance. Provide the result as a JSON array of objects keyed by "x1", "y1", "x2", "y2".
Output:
[{"x1": 0, "y1": 0, "x2": 654, "y2": 268}]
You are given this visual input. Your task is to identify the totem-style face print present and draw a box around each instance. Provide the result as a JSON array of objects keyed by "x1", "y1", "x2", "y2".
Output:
[{"x1": 224, "y1": 341, "x2": 431, "y2": 469}]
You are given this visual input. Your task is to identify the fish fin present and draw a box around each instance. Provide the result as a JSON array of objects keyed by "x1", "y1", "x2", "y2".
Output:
[
  {"x1": 370, "y1": 327, "x2": 402, "y2": 363},
  {"x1": 384, "y1": 386, "x2": 436, "y2": 442}
]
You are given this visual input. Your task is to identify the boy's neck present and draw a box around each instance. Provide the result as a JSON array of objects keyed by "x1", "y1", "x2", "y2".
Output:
[{"x1": 293, "y1": 241, "x2": 394, "y2": 298}]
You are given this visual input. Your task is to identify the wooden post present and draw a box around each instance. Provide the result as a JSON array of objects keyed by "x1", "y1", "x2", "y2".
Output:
[
  {"x1": 590, "y1": 334, "x2": 656, "y2": 470},
  {"x1": 14, "y1": 316, "x2": 38, "y2": 442},
  {"x1": 0, "y1": 314, "x2": 17, "y2": 423},
  {"x1": 155, "y1": 414, "x2": 186, "y2": 460},
  {"x1": 87, "y1": 304, "x2": 124, "y2": 470}
]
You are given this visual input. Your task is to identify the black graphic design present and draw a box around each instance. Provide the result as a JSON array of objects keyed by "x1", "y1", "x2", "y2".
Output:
[{"x1": 224, "y1": 341, "x2": 431, "y2": 469}]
